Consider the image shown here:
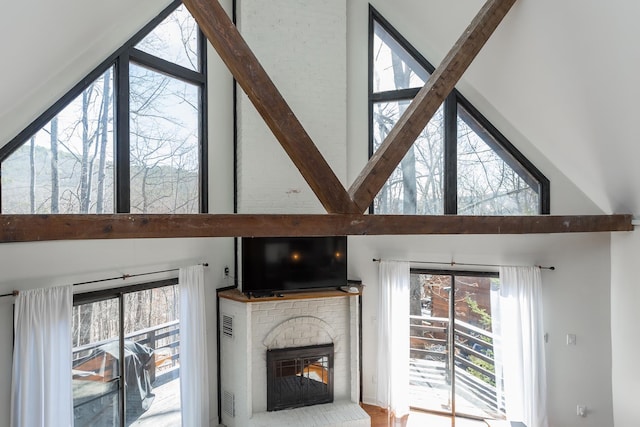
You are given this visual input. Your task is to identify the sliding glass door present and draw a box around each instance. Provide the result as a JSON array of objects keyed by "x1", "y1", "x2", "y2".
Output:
[
  {"x1": 72, "y1": 280, "x2": 182, "y2": 427},
  {"x1": 409, "y1": 270, "x2": 505, "y2": 420}
]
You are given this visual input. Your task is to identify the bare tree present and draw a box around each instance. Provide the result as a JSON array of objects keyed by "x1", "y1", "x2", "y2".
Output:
[
  {"x1": 29, "y1": 136, "x2": 36, "y2": 213},
  {"x1": 50, "y1": 117, "x2": 59, "y2": 213},
  {"x1": 96, "y1": 69, "x2": 111, "y2": 214}
]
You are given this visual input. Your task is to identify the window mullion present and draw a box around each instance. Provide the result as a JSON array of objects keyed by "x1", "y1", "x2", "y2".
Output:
[
  {"x1": 444, "y1": 94, "x2": 458, "y2": 214},
  {"x1": 199, "y1": 29, "x2": 209, "y2": 213},
  {"x1": 118, "y1": 293, "x2": 126, "y2": 427},
  {"x1": 115, "y1": 53, "x2": 130, "y2": 213}
]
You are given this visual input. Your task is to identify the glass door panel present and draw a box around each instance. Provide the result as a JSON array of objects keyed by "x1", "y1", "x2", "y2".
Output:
[
  {"x1": 409, "y1": 274, "x2": 452, "y2": 413},
  {"x1": 409, "y1": 272, "x2": 505, "y2": 422},
  {"x1": 453, "y1": 275, "x2": 503, "y2": 420},
  {"x1": 123, "y1": 285, "x2": 181, "y2": 426},
  {"x1": 73, "y1": 298, "x2": 121, "y2": 427},
  {"x1": 73, "y1": 282, "x2": 182, "y2": 427}
]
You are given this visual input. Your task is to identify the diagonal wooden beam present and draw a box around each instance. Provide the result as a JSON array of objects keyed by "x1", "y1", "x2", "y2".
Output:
[
  {"x1": 349, "y1": 0, "x2": 517, "y2": 212},
  {"x1": 0, "y1": 214, "x2": 632, "y2": 243},
  {"x1": 182, "y1": 0, "x2": 359, "y2": 214}
]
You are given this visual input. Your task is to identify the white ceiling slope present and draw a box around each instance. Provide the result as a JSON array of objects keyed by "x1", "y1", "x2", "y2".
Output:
[
  {"x1": 375, "y1": 0, "x2": 640, "y2": 215},
  {"x1": 1, "y1": 0, "x2": 638, "y2": 215},
  {"x1": 0, "y1": 0, "x2": 171, "y2": 145}
]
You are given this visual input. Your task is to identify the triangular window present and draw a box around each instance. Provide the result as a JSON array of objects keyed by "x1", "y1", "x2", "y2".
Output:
[
  {"x1": 370, "y1": 7, "x2": 549, "y2": 215},
  {"x1": 373, "y1": 20, "x2": 428, "y2": 92},
  {"x1": 0, "y1": 1, "x2": 207, "y2": 214}
]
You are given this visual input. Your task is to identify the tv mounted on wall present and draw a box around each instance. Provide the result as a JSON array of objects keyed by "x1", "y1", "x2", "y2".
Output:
[{"x1": 241, "y1": 236, "x2": 347, "y2": 295}]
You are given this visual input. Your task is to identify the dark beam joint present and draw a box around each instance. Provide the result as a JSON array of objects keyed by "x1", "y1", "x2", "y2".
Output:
[{"x1": 182, "y1": 0, "x2": 359, "y2": 214}]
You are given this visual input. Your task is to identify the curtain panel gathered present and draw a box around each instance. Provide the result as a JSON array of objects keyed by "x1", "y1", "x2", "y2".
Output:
[
  {"x1": 376, "y1": 260, "x2": 410, "y2": 418},
  {"x1": 179, "y1": 265, "x2": 210, "y2": 427},
  {"x1": 493, "y1": 266, "x2": 549, "y2": 427},
  {"x1": 11, "y1": 285, "x2": 73, "y2": 427}
]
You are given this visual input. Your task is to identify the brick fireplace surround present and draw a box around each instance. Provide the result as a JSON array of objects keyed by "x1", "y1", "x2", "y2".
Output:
[{"x1": 218, "y1": 288, "x2": 370, "y2": 427}]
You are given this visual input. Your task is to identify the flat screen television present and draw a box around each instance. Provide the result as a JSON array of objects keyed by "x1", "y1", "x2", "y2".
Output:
[{"x1": 241, "y1": 236, "x2": 347, "y2": 295}]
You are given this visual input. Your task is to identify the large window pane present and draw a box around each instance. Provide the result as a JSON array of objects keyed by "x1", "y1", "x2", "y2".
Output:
[
  {"x1": 373, "y1": 101, "x2": 445, "y2": 214},
  {"x1": 370, "y1": 11, "x2": 547, "y2": 216},
  {"x1": 124, "y1": 286, "x2": 181, "y2": 426},
  {"x1": 2, "y1": 68, "x2": 114, "y2": 214},
  {"x1": 73, "y1": 298, "x2": 121, "y2": 427},
  {"x1": 373, "y1": 21, "x2": 428, "y2": 92},
  {"x1": 409, "y1": 274, "x2": 452, "y2": 413},
  {"x1": 136, "y1": 4, "x2": 199, "y2": 71},
  {"x1": 457, "y1": 106, "x2": 539, "y2": 215},
  {"x1": 453, "y1": 275, "x2": 503, "y2": 419},
  {"x1": 130, "y1": 64, "x2": 200, "y2": 213}
]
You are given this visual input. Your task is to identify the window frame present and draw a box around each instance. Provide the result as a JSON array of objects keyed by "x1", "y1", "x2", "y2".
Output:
[
  {"x1": 73, "y1": 277, "x2": 180, "y2": 426},
  {"x1": 409, "y1": 267, "x2": 502, "y2": 418},
  {"x1": 368, "y1": 6, "x2": 550, "y2": 215},
  {"x1": 0, "y1": 0, "x2": 208, "y2": 214}
]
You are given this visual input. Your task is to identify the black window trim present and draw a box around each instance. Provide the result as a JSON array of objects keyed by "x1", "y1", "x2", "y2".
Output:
[
  {"x1": 0, "y1": 0, "x2": 209, "y2": 213},
  {"x1": 410, "y1": 267, "x2": 499, "y2": 279},
  {"x1": 368, "y1": 5, "x2": 550, "y2": 215},
  {"x1": 73, "y1": 277, "x2": 179, "y2": 305}
]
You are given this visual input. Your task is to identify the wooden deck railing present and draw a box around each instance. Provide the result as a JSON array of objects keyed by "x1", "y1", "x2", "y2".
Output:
[
  {"x1": 73, "y1": 320, "x2": 180, "y2": 369},
  {"x1": 409, "y1": 314, "x2": 504, "y2": 416}
]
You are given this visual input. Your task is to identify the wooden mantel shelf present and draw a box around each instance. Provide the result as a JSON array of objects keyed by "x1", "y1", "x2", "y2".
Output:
[{"x1": 218, "y1": 286, "x2": 363, "y2": 303}]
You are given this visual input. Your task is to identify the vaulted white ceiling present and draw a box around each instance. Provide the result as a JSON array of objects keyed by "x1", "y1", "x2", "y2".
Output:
[
  {"x1": 374, "y1": 0, "x2": 640, "y2": 215},
  {"x1": 0, "y1": 0, "x2": 171, "y2": 144},
  {"x1": 1, "y1": 0, "x2": 638, "y2": 215}
]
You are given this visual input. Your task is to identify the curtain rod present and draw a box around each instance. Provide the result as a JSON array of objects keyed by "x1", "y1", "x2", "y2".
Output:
[
  {"x1": 372, "y1": 258, "x2": 555, "y2": 270},
  {"x1": 0, "y1": 263, "x2": 209, "y2": 298}
]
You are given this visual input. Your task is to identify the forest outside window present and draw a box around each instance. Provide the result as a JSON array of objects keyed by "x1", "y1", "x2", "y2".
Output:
[
  {"x1": 370, "y1": 8, "x2": 549, "y2": 215},
  {"x1": 0, "y1": 1, "x2": 207, "y2": 214}
]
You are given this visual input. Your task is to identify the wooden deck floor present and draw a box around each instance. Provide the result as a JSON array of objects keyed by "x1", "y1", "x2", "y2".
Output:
[
  {"x1": 128, "y1": 368, "x2": 181, "y2": 426},
  {"x1": 362, "y1": 404, "x2": 487, "y2": 427},
  {"x1": 74, "y1": 368, "x2": 181, "y2": 427}
]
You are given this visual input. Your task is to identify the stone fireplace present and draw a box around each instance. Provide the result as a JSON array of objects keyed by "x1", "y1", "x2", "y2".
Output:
[{"x1": 218, "y1": 289, "x2": 370, "y2": 427}]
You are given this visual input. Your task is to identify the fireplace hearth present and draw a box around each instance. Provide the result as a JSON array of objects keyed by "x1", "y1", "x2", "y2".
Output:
[{"x1": 267, "y1": 343, "x2": 334, "y2": 411}]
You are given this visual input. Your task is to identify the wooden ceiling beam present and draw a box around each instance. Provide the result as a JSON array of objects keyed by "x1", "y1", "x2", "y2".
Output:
[
  {"x1": 0, "y1": 214, "x2": 632, "y2": 243},
  {"x1": 182, "y1": 0, "x2": 359, "y2": 214},
  {"x1": 349, "y1": 0, "x2": 517, "y2": 212}
]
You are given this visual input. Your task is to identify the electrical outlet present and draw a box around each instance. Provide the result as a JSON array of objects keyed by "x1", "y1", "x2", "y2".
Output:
[
  {"x1": 577, "y1": 405, "x2": 587, "y2": 417},
  {"x1": 223, "y1": 266, "x2": 229, "y2": 279},
  {"x1": 567, "y1": 334, "x2": 577, "y2": 346}
]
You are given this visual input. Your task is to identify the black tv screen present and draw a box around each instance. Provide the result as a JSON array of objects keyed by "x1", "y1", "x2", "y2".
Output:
[{"x1": 241, "y1": 236, "x2": 347, "y2": 294}]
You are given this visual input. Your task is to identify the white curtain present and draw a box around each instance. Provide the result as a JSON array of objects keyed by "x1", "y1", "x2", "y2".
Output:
[
  {"x1": 376, "y1": 260, "x2": 410, "y2": 418},
  {"x1": 493, "y1": 266, "x2": 548, "y2": 427},
  {"x1": 179, "y1": 265, "x2": 210, "y2": 427},
  {"x1": 11, "y1": 285, "x2": 73, "y2": 427}
]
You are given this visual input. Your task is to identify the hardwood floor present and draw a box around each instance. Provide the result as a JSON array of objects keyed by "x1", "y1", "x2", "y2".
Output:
[{"x1": 361, "y1": 404, "x2": 487, "y2": 427}]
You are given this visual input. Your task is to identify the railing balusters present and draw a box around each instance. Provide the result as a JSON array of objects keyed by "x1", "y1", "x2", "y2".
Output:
[{"x1": 409, "y1": 314, "x2": 503, "y2": 416}]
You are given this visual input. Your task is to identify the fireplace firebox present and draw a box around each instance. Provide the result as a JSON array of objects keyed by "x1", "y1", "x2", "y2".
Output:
[{"x1": 266, "y1": 343, "x2": 334, "y2": 411}]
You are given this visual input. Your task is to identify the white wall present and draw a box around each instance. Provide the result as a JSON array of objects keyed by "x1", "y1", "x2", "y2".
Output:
[
  {"x1": 348, "y1": 233, "x2": 615, "y2": 426},
  {"x1": 0, "y1": 1, "x2": 632, "y2": 426},
  {"x1": 346, "y1": 0, "x2": 603, "y2": 216},
  {"x1": 236, "y1": 0, "x2": 348, "y2": 214},
  {"x1": 0, "y1": 1, "x2": 236, "y2": 426},
  {"x1": 611, "y1": 233, "x2": 640, "y2": 427},
  {"x1": 345, "y1": 1, "x2": 616, "y2": 425},
  {"x1": 0, "y1": 237, "x2": 235, "y2": 427},
  {"x1": 231, "y1": 0, "x2": 618, "y2": 425},
  {"x1": 0, "y1": 0, "x2": 173, "y2": 146}
]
